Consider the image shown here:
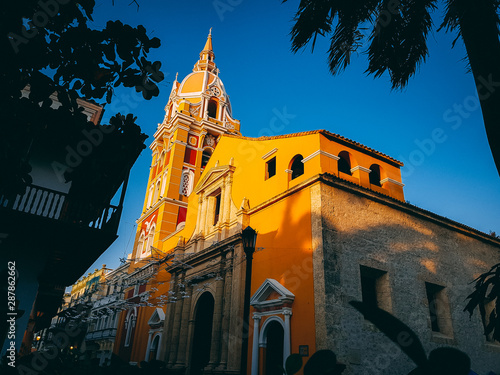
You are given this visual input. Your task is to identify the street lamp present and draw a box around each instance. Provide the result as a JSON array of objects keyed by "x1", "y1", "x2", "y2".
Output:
[
  {"x1": 240, "y1": 226, "x2": 257, "y2": 375},
  {"x1": 242, "y1": 226, "x2": 257, "y2": 251}
]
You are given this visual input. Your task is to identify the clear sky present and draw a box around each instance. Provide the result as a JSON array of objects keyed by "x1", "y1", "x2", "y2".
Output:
[{"x1": 85, "y1": 0, "x2": 499, "y2": 273}]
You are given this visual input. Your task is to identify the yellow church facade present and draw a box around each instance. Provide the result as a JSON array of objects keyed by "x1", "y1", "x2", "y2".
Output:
[{"x1": 113, "y1": 33, "x2": 500, "y2": 375}]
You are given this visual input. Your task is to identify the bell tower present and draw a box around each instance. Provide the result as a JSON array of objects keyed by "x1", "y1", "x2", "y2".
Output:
[{"x1": 132, "y1": 30, "x2": 241, "y2": 262}]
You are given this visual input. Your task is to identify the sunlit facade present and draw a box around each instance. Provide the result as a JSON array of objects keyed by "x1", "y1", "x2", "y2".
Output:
[{"x1": 113, "y1": 33, "x2": 500, "y2": 375}]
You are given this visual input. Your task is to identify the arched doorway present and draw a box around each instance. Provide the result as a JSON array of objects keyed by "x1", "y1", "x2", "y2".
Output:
[
  {"x1": 149, "y1": 334, "x2": 160, "y2": 361},
  {"x1": 264, "y1": 320, "x2": 284, "y2": 375},
  {"x1": 190, "y1": 292, "x2": 215, "y2": 375}
]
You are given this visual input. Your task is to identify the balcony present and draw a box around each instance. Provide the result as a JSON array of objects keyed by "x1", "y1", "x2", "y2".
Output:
[
  {"x1": 0, "y1": 184, "x2": 120, "y2": 231},
  {"x1": 0, "y1": 183, "x2": 125, "y2": 287},
  {"x1": 86, "y1": 328, "x2": 117, "y2": 341}
]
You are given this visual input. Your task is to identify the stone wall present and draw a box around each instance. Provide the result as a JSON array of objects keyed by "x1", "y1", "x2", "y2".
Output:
[{"x1": 314, "y1": 178, "x2": 500, "y2": 375}]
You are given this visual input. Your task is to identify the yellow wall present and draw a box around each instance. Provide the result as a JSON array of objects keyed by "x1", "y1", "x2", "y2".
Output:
[{"x1": 250, "y1": 186, "x2": 317, "y2": 359}]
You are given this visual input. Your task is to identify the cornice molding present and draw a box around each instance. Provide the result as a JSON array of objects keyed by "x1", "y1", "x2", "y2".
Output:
[
  {"x1": 380, "y1": 177, "x2": 405, "y2": 187},
  {"x1": 262, "y1": 148, "x2": 278, "y2": 160},
  {"x1": 302, "y1": 150, "x2": 340, "y2": 163},
  {"x1": 351, "y1": 165, "x2": 371, "y2": 174}
]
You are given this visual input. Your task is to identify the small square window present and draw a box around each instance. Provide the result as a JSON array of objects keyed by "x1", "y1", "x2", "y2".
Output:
[
  {"x1": 266, "y1": 157, "x2": 276, "y2": 179},
  {"x1": 482, "y1": 299, "x2": 496, "y2": 342},
  {"x1": 360, "y1": 265, "x2": 391, "y2": 312},
  {"x1": 425, "y1": 282, "x2": 453, "y2": 336}
]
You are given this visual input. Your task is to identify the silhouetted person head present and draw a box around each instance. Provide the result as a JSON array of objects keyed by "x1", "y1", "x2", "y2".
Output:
[
  {"x1": 409, "y1": 347, "x2": 471, "y2": 375},
  {"x1": 427, "y1": 347, "x2": 470, "y2": 375},
  {"x1": 304, "y1": 350, "x2": 346, "y2": 375}
]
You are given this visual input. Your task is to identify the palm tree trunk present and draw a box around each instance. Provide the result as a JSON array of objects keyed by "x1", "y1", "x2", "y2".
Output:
[{"x1": 456, "y1": 1, "x2": 500, "y2": 177}]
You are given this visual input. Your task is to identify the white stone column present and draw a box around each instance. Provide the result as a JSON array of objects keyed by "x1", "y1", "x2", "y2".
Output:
[
  {"x1": 145, "y1": 332, "x2": 153, "y2": 361},
  {"x1": 222, "y1": 176, "x2": 232, "y2": 223},
  {"x1": 195, "y1": 195, "x2": 204, "y2": 233},
  {"x1": 283, "y1": 309, "x2": 292, "y2": 368},
  {"x1": 251, "y1": 314, "x2": 261, "y2": 375}
]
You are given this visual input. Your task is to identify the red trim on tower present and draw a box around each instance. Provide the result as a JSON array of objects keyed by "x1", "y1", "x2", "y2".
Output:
[{"x1": 176, "y1": 207, "x2": 187, "y2": 226}]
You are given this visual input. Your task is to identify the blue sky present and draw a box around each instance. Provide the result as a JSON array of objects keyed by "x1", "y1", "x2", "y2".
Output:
[{"x1": 85, "y1": 0, "x2": 499, "y2": 273}]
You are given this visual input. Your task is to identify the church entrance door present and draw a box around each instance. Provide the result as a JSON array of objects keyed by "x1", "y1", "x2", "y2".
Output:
[
  {"x1": 190, "y1": 292, "x2": 215, "y2": 375},
  {"x1": 264, "y1": 320, "x2": 284, "y2": 375}
]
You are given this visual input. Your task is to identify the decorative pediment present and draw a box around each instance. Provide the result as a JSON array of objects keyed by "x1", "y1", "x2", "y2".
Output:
[
  {"x1": 194, "y1": 165, "x2": 235, "y2": 194},
  {"x1": 148, "y1": 307, "x2": 165, "y2": 327},
  {"x1": 250, "y1": 279, "x2": 295, "y2": 310}
]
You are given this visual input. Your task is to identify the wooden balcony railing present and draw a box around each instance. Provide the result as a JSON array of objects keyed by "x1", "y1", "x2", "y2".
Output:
[{"x1": 0, "y1": 184, "x2": 120, "y2": 231}]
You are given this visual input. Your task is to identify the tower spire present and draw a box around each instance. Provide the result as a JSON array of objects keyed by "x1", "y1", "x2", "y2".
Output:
[
  {"x1": 195, "y1": 29, "x2": 216, "y2": 72},
  {"x1": 202, "y1": 28, "x2": 213, "y2": 55}
]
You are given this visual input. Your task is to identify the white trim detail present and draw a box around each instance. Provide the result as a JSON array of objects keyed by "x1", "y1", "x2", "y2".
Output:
[
  {"x1": 124, "y1": 308, "x2": 137, "y2": 348},
  {"x1": 250, "y1": 279, "x2": 295, "y2": 375},
  {"x1": 174, "y1": 140, "x2": 187, "y2": 146},
  {"x1": 284, "y1": 169, "x2": 293, "y2": 174},
  {"x1": 250, "y1": 279, "x2": 295, "y2": 308},
  {"x1": 170, "y1": 123, "x2": 190, "y2": 133},
  {"x1": 147, "y1": 308, "x2": 165, "y2": 326},
  {"x1": 145, "y1": 308, "x2": 164, "y2": 361},
  {"x1": 351, "y1": 165, "x2": 371, "y2": 174},
  {"x1": 137, "y1": 198, "x2": 188, "y2": 223},
  {"x1": 380, "y1": 177, "x2": 405, "y2": 187},
  {"x1": 302, "y1": 150, "x2": 340, "y2": 163},
  {"x1": 261, "y1": 148, "x2": 278, "y2": 160}
]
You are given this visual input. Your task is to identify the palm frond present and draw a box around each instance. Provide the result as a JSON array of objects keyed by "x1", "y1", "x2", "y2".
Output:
[
  {"x1": 289, "y1": 0, "x2": 335, "y2": 53},
  {"x1": 326, "y1": 0, "x2": 380, "y2": 75},
  {"x1": 366, "y1": 0, "x2": 437, "y2": 89}
]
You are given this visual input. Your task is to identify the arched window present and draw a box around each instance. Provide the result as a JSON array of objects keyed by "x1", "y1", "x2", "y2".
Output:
[
  {"x1": 179, "y1": 169, "x2": 194, "y2": 196},
  {"x1": 290, "y1": 155, "x2": 304, "y2": 180},
  {"x1": 137, "y1": 232, "x2": 145, "y2": 257},
  {"x1": 369, "y1": 164, "x2": 383, "y2": 187},
  {"x1": 124, "y1": 310, "x2": 136, "y2": 347},
  {"x1": 153, "y1": 179, "x2": 161, "y2": 202},
  {"x1": 207, "y1": 99, "x2": 217, "y2": 118},
  {"x1": 160, "y1": 151, "x2": 166, "y2": 167},
  {"x1": 161, "y1": 171, "x2": 168, "y2": 196},
  {"x1": 147, "y1": 185, "x2": 154, "y2": 207},
  {"x1": 201, "y1": 149, "x2": 212, "y2": 169},
  {"x1": 338, "y1": 151, "x2": 352, "y2": 175},
  {"x1": 145, "y1": 224, "x2": 155, "y2": 256}
]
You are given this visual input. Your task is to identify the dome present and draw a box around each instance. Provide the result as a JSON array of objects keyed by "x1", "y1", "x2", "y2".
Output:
[
  {"x1": 177, "y1": 70, "x2": 232, "y2": 116},
  {"x1": 160, "y1": 31, "x2": 240, "y2": 133}
]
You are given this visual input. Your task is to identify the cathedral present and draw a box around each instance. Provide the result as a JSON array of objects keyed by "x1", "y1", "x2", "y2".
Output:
[{"x1": 112, "y1": 32, "x2": 500, "y2": 375}]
